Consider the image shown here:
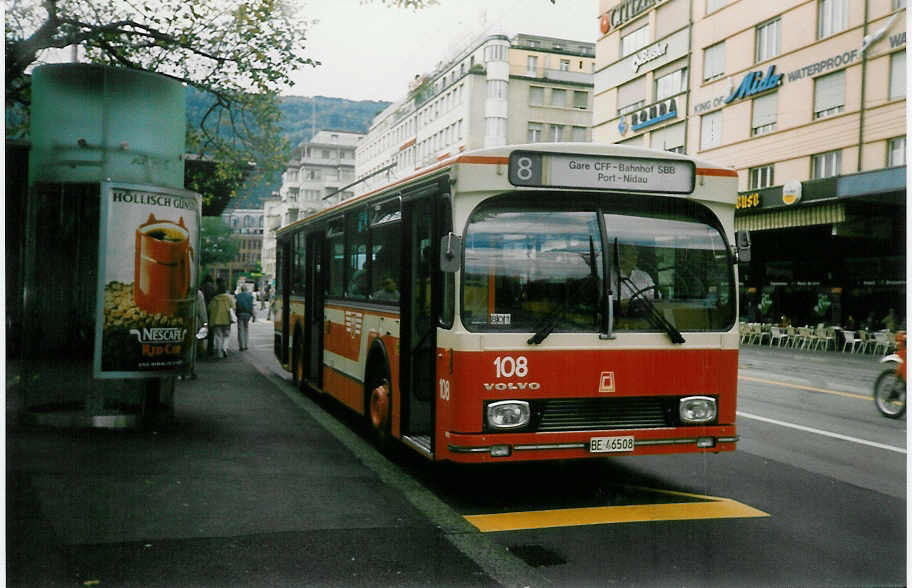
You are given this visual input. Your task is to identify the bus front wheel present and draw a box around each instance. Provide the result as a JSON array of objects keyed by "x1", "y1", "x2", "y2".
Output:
[{"x1": 368, "y1": 374, "x2": 393, "y2": 451}]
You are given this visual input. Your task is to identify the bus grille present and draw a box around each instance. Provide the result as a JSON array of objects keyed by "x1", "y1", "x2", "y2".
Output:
[{"x1": 536, "y1": 397, "x2": 673, "y2": 432}]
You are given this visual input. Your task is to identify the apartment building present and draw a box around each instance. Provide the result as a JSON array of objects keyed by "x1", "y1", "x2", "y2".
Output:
[
  {"x1": 261, "y1": 129, "x2": 363, "y2": 283},
  {"x1": 212, "y1": 208, "x2": 264, "y2": 289},
  {"x1": 355, "y1": 33, "x2": 595, "y2": 191},
  {"x1": 594, "y1": 0, "x2": 906, "y2": 326}
]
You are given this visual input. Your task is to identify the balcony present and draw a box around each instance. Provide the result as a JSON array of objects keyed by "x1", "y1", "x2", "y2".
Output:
[{"x1": 542, "y1": 68, "x2": 591, "y2": 85}]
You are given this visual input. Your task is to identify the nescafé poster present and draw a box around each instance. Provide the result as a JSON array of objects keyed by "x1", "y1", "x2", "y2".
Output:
[{"x1": 94, "y1": 183, "x2": 201, "y2": 378}]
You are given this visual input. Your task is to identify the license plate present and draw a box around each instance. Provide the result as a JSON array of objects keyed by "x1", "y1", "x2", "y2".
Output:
[{"x1": 589, "y1": 436, "x2": 635, "y2": 453}]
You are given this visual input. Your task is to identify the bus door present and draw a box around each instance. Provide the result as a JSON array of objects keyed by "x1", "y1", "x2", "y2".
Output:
[
  {"x1": 304, "y1": 231, "x2": 324, "y2": 387},
  {"x1": 400, "y1": 185, "x2": 441, "y2": 451}
]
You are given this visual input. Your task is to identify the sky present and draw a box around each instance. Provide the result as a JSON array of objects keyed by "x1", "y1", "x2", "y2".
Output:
[{"x1": 291, "y1": 0, "x2": 599, "y2": 102}]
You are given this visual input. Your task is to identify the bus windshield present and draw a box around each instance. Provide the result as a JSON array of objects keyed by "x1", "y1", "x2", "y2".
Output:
[{"x1": 461, "y1": 193, "x2": 735, "y2": 334}]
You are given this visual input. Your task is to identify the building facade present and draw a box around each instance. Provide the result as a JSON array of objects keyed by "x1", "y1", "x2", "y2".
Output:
[
  {"x1": 594, "y1": 0, "x2": 907, "y2": 328},
  {"x1": 213, "y1": 208, "x2": 264, "y2": 289},
  {"x1": 261, "y1": 129, "x2": 363, "y2": 283},
  {"x1": 355, "y1": 33, "x2": 596, "y2": 192}
]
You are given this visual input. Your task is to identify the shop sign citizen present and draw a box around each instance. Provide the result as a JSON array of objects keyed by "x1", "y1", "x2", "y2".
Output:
[{"x1": 600, "y1": 0, "x2": 670, "y2": 33}]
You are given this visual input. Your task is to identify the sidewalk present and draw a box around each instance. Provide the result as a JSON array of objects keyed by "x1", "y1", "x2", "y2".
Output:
[
  {"x1": 5, "y1": 350, "x2": 498, "y2": 587},
  {"x1": 738, "y1": 341, "x2": 886, "y2": 395}
]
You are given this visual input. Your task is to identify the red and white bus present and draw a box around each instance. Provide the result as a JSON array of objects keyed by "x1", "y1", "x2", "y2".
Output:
[{"x1": 273, "y1": 143, "x2": 748, "y2": 463}]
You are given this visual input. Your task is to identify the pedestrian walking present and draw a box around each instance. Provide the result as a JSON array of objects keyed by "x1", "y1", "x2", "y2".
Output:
[
  {"x1": 201, "y1": 274, "x2": 218, "y2": 357},
  {"x1": 262, "y1": 283, "x2": 272, "y2": 314},
  {"x1": 207, "y1": 278, "x2": 235, "y2": 358},
  {"x1": 235, "y1": 283, "x2": 255, "y2": 351}
]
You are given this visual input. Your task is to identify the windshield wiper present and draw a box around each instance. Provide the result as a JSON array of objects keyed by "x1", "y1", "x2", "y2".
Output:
[
  {"x1": 620, "y1": 275, "x2": 685, "y2": 344},
  {"x1": 527, "y1": 274, "x2": 598, "y2": 345},
  {"x1": 611, "y1": 238, "x2": 685, "y2": 344},
  {"x1": 528, "y1": 238, "x2": 600, "y2": 345}
]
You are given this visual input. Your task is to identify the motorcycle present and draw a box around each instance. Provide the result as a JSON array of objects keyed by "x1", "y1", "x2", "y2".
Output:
[{"x1": 873, "y1": 331, "x2": 906, "y2": 419}]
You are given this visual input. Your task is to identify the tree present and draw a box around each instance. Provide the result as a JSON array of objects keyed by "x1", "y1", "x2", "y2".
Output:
[
  {"x1": 5, "y1": 0, "x2": 436, "y2": 202},
  {"x1": 200, "y1": 216, "x2": 239, "y2": 271},
  {"x1": 5, "y1": 0, "x2": 318, "y2": 199}
]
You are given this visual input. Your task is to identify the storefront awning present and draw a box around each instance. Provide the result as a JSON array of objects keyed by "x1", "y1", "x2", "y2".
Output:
[{"x1": 735, "y1": 202, "x2": 846, "y2": 232}]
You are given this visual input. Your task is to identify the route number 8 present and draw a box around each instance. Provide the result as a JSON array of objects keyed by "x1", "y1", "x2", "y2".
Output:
[
  {"x1": 494, "y1": 355, "x2": 528, "y2": 378},
  {"x1": 515, "y1": 157, "x2": 534, "y2": 181}
]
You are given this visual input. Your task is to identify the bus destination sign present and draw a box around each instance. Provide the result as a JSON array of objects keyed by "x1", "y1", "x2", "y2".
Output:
[{"x1": 508, "y1": 151, "x2": 695, "y2": 194}]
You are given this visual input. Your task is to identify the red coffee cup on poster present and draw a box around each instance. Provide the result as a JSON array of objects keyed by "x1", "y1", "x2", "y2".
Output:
[{"x1": 134, "y1": 214, "x2": 192, "y2": 315}]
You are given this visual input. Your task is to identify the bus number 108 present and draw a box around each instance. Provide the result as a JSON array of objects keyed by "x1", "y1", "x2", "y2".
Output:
[{"x1": 493, "y1": 356, "x2": 529, "y2": 378}]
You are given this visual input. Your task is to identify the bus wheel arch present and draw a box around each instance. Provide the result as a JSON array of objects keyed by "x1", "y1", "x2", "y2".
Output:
[{"x1": 365, "y1": 340, "x2": 393, "y2": 447}]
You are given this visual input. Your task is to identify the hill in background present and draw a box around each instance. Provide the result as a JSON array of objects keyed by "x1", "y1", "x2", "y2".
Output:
[{"x1": 186, "y1": 89, "x2": 390, "y2": 211}]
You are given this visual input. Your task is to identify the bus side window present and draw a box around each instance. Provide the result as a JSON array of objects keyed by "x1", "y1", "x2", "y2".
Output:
[
  {"x1": 327, "y1": 219, "x2": 345, "y2": 298},
  {"x1": 368, "y1": 199, "x2": 402, "y2": 303},
  {"x1": 291, "y1": 231, "x2": 306, "y2": 295},
  {"x1": 346, "y1": 208, "x2": 369, "y2": 298}
]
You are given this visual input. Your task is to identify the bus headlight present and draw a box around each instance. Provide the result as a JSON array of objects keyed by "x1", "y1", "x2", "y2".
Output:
[
  {"x1": 679, "y1": 396, "x2": 717, "y2": 424},
  {"x1": 486, "y1": 400, "x2": 531, "y2": 430}
]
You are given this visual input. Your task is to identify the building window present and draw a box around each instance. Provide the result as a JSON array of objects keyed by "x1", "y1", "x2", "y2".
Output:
[
  {"x1": 888, "y1": 137, "x2": 906, "y2": 167},
  {"x1": 530, "y1": 86, "x2": 544, "y2": 105},
  {"x1": 749, "y1": 165, "x2": 774, "y2": 189},
  {"x1": 527, "y1": 123, "x2": 543, "y2": 143},
  {"x1": 550, "y1": 88, "x2": 567, "y2": 107},
  {"x1": 751, "y1": 93, "x2": 778, "y2": 136},
  {"x1": 617, "y1": 77, "x2": 646, "y2": 116},
  {"x1": 559, "y1": 59, "x2": 570, "y2": 71},
  {"x1": 700, "y1": 111, "x2": 722, "y2": 150},
  {"x1": 487, "y1": 80, "x2": 507, "y2": 100},
  {"x1": 703, "y1": 42, "x2": 725, "y2": 81},
  {"x1": 890, "y1": 51, "x2": 906, "y2": 99},
  {"x1": 818, "y1": 0, "x2": 847, "y2": 39},
  {"x1": 651, "y1": 122, "x2": 685, "y2": 153},
  {"x1": 550, "y1": 124, "x2": 565, "y2": 141},
  {"x1": 655, "y1": 68, "x2": 687, "y2": 101},
  {"x1": 618, "y1": 100, "x2": 645, "y2": 116},
  {"x1": 756, "y1": 18, "x2": 781, "y2": 62},
  {"x1": 573, "y1": 90, "x2": 589, "y2": 109},
  {"x1": 485, "y1": 117, "x2": 507, "y2": 138},
  {"x1": 571, "y1": 126, "x2": 587, "y2": 141},
  {"x1": 526, "y1": 56, "x2": 538, "y2": 76},
  {"x1": 814, "y1": 70, "x2": 845, "y2": 118},
  {"x1": 621, "y1": 25, "x2": 649, "y2": 57},
  {"x1": 812, "y1": 150, "x2": 842, "y2": 178}
]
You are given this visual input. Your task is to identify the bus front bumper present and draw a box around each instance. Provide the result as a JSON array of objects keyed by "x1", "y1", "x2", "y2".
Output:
[{"x1": 442, "y1": 426, "x2": 738, "y2": 463}]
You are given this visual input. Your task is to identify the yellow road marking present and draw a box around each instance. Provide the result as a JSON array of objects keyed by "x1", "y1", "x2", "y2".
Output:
[
  {"x1": 464, "y1": 487, "x2": 768, "y2": 533},
  {"x1": 739, "y1": 374, "x2": 870, "y2": 401}
]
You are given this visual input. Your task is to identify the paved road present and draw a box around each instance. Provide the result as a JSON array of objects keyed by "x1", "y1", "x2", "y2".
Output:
[
  {"x1": 252, "y1": 324, "x2": 907, "y2": 587},
  {"x1": 7, "y1": 321, "x2": 907, "y2": 587}
]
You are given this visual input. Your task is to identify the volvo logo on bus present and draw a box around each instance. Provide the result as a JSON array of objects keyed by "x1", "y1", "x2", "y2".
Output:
[{"x1": 483, "y1": 382, "x2": 542, "y2": 392}]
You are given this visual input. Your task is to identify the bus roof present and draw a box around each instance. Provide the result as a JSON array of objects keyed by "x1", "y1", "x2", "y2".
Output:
[{"x1": 276, "y1": 142, "x2": 738, "y2": 238}]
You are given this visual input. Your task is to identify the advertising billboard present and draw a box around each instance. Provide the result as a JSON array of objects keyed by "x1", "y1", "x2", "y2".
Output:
[{"x1": 94, "y1": 183, "x2": 201, "y2": 378}]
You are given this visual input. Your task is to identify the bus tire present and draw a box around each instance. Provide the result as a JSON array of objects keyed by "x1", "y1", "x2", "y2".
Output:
[{"x1": 366, "y1": 367, "x2": 393, "y2": 452}]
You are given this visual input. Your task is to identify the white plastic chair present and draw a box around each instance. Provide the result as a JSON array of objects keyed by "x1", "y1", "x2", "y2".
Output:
[
  {"x1": 841, "y1": 330, "x2": 860, "y2": 353},
  {"x1": 873, "y1": 331, "x2": 896, "y2": 355},
  {"x1": 769, "y1": 326, "x2": 788, "y2": 347}
]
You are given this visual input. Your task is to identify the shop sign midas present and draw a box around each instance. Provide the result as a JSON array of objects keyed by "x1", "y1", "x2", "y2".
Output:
[{"x1": 93, "y1": 183, "x2": 201, "y2": 378}]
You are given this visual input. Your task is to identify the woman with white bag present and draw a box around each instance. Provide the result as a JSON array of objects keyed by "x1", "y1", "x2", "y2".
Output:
[{"x1": 207, "y1": 278, "x2": 236, "y2": 358}]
